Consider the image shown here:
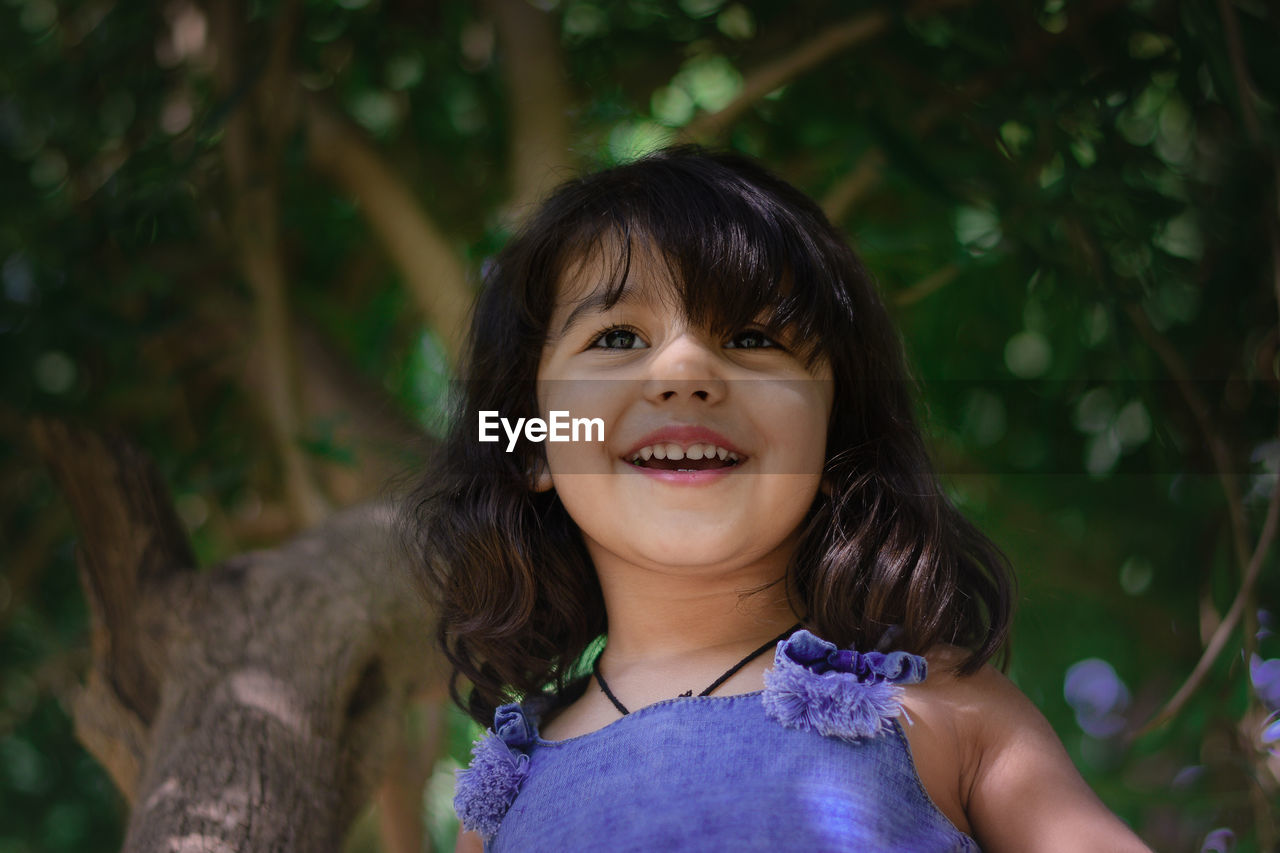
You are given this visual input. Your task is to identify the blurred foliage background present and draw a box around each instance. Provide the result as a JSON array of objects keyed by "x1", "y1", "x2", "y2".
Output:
[{"x1": 2, "y1": 0, "x2": 1278, "y2": 850}]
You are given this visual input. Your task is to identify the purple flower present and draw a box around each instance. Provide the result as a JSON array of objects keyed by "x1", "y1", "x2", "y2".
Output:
[
  {"x1": 1064, "y1": 658, "x2": 1130, "y2": 738},
  {"x1": 1171, "y1": 765, "x2": 1205, "y2": 789},
  {"x1": 1249, "y1": 654, "x2": 1280, "y2": 711},
  {"x1": 1262, "y1": 711, "x2": 1280, "y2": 758},
  {"x1": 1200, "y1": 827, "x2": 1235, "y2": 853},
  {"x1": 763, "y1": 629, "x2": 926, "y2": 741}
]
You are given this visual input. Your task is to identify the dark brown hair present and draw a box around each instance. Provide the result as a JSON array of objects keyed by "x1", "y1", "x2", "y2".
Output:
[{"x1": 398, "y1": 145, "x2": 1015, "y2": 725}]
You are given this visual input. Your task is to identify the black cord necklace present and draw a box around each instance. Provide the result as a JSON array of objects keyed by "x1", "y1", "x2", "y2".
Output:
[{"x1": 592, "y1": 623, "x2": 803, "y2": 716}]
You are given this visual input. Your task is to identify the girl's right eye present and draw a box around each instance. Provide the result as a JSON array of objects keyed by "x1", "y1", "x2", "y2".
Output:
[{"x1": 590, "y1": 327, "x2": 647, "y2": 350}]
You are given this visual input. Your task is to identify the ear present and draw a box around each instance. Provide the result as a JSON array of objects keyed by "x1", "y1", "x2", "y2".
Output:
[
  {"x1": 529, "y1": 457, "x2": 554, "y2": 493},
  {"x1": 819, "y1": 473, "x2": 833, "y2": 497}
]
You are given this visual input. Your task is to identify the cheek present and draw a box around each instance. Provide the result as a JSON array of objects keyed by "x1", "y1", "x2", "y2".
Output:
[
  {"x1": 805, "y1": 377, "x2": 836, "y2": 471},
  {"x1": 538, "y1": 379, "x2": 615, "y2": 421},
  {"x1": 759, "y1": 476, "x2": 823, "y2": 520},
  {"x1": 537, "y1": 382, "x2": 627, "y2": 477},
  {"x1": 762, "y1": 380, "x2": 833, "y2": 475},
  {"x1": 547, "y1": 474, "x2": 613, "y2": 523}
]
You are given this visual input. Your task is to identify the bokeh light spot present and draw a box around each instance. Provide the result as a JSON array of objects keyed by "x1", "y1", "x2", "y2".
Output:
[
  {"x1": 1003, "y1": 331, "x2": 1051, "y2": 378},
  {"x1": 34, "y1": 351, "x2": 77, "y2": 395}
]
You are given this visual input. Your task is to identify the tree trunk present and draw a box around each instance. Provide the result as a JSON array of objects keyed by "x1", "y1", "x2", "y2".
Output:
[{"x1": 30, "y1": 420, "x2": 438, "y2": 852}]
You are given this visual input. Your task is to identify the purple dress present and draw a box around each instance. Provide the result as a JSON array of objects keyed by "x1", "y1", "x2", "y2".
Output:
[{"x1": 454, "y1": 630, "x2": 980, "y2": 852}]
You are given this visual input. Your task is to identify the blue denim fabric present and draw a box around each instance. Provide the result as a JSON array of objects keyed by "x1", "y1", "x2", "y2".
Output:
[{"x1": 486, "y1": 691, "x2": 979, "y2": 852}]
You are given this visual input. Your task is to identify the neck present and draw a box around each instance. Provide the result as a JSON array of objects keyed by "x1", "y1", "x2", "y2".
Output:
[{"x1": 587, "y1": 543, "x2": 803, "y2": 667}]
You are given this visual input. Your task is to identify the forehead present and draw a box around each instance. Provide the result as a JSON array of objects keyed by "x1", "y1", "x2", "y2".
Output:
[{"x1": 547, "y1": 237, "x2": 685, "y2": 340}]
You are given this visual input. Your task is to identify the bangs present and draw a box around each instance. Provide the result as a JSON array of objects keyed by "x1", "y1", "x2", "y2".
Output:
[{"x1": 536, "y1": 151, "x2": 850, "y2": 369}]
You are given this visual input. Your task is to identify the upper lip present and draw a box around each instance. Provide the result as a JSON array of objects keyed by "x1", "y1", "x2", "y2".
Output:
[{"x1": 622, "y1": 425, "x2": 746, "y2": 459}]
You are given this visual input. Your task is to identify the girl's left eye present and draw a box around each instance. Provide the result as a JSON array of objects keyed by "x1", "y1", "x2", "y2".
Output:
[
  {"x1": 724, "y1": 329, "x2": 779, "y2": 350},
  {"x1": 590, "y1": 327, "x2": 647, "y2": 350}
]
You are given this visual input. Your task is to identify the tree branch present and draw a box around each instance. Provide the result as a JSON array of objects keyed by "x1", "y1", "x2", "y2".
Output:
[
  {"x1": 210, "y1": 0, "x2": 330, "y2": 527},
  {"x1": 819, "y1": 0, "x2": 1130, "y2": 223},
  {"x1": 821, "y1": 149, "x2": 886, "y2": 223},
  {"x1": 27, "y1": 419, "x2": 196, "y2": 729},
  {"x1": 1060, "y1": 213, "x2": 1274, "y2": 737},
  {"x1": 1138, "y1": 470, "x2": 1280, "y2": 735},
  {"x1": 679, "y1": 0, "x2": 976, "y2": 146},
  {"x1": 891, "y1": 263, "x2": 959, "y2": 307},
  {"x1": 1217, "y1": 0, "x2": 1280, "y2": 710},
  {"x1": 485, "y1": 0, "x2": 577, "y2": 220},
  {"x1": 305, "y1": 98, "x2": 473, "y2": 363},
  {"x1": 0, "y1": 503, "x2": 68, "y2": 640},
  {"x1": 32, "y1": 421, "x2": 440, "y2": 844},
  {"x1": 1215, "y1": 0, "x2": 1264, "y2": 147},
  {"x1": 679, "y1": 7, "x2": 893, "y2": 145},
  {"x1": 1122, "y1": 304, "x2": 1251, "y2": 572},
  {"x1": 291, "y1": 317, "x2": 433, "y2": 505}
]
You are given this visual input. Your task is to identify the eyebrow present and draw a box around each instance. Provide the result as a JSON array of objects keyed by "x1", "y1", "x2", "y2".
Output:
[{"x1": 555, "y1": 286, "x2": 646, "y2": 340}]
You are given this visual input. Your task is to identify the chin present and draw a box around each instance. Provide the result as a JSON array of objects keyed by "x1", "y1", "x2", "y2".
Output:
[{"x1": 630, "y1": 539, "x2": 749, "y2": 572}]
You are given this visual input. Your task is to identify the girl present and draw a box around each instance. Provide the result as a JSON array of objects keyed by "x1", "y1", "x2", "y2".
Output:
[{"x1": 401, "y1": 145, "x2": 1152, "y2": 852}]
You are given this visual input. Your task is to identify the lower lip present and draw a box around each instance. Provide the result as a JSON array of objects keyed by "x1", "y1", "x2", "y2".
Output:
[{"x1": 623, "y1": 459, "x2": 744, "y2": 484}]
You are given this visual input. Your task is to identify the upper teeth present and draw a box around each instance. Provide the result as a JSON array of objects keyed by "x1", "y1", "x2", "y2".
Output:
[{"x1": 630, "y1": 443, "x2": 740, "y2": 463}]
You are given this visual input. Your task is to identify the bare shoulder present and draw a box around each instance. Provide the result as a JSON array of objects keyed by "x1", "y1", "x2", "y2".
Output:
[
  {"x1": 893, "y1": 644, "x2": 1010, "y2": 834},
  {"x1": 912, "y1": 648, "x2": 1045, "y2": 748},
  {"x1": 897, "y1": 644, "x2": 1003, "y2": 765},
  {"x1": 892, "y1": 644, "x2": 975, "y2": 836},
  {"x1": 906, "y1": 648, "x2": 1152, "y2": 853}
]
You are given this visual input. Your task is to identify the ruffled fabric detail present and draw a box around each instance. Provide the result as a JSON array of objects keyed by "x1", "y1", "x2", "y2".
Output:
[
  {"x1": 454, "y1": 703, "x2": 536, "y2": 839},
  {"x1": 762, "y1": 629, "x2": 926, "y2": 742}
]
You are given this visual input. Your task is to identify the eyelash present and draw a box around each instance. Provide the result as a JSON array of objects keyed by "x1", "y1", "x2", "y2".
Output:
[
  {"x1": 586, "y1": 325, "x2": 782, "y2": 351},
  {"x1": 587, "y1": 324, "x2": 646, "y2": 350}
]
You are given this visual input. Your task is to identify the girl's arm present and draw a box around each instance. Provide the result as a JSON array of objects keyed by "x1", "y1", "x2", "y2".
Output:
[
  {"x1": 959, "y1": 665, "x2": 1153, "y2": 853},
  {"x1": 455, "y1": 826, "x2": 485, "y2": 853}
]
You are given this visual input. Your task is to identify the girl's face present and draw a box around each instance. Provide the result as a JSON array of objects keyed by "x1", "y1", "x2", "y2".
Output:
[{"x1": 535, "y1": 244, "x2": 834, "y2": 583}]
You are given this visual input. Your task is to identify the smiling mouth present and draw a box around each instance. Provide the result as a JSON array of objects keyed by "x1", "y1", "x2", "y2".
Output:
[{"x1": 625, "y1": 443, "x2": 745, "y2": 471}]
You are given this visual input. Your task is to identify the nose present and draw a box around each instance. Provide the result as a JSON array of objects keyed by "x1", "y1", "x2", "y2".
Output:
[{"x1": 642, "y1": 331, "x2": 728, "y2": 405}]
